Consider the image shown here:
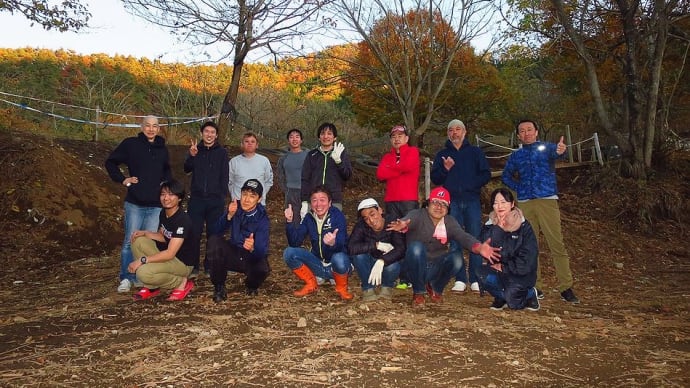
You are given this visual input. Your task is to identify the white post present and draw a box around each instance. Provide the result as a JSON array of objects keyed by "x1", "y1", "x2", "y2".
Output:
[
  {"x1": 566, "y1": 125, "x2": 573, "y2": 163},
  {"x1": 95, "y1": 105, "x2": 100, "y2": 141},
  {"x1": 593, "y1": 132, "x2": 603, "y2": 165},
  {"x1": 424, "y1": 157, "x2": 431, "y2": 200}
]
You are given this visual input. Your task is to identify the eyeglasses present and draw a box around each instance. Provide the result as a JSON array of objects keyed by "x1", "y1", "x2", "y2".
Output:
[{"x1": 429, "y1": 199, "x2": 448, "y2": 208}]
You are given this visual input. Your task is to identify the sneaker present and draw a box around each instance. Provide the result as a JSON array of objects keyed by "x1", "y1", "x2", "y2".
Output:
[
  {"x1": 536, "y1": 288, "x2": 544, "y2": 300},
  {"x1": 379, "y1": 287, "x2": 393, "y2": 300},
  {"x1": 213, "y1": 285, "x2": 227, "y2": 303},
  {"x1": 117, "y1": 279, "x2": 132, "y2": 293},
  {"x1": 425, "y1": 283, "x2": 443, "y2": 303},
  {"x1": 470, "y1": 282, "x2": 480, "y2": 293},
  {"x1": 412, "y1": 293, "x2": 426, "y2": 306},
  {"x1": 526, "y1": 296, "x2": 540, "y2": 311},
  {"x1": 316, "y1": 276, "x2": 326, "y2": 286},
  {"x1": 560, "y1": 288, "x2": 580, "y2": 304},
  {"x1": 490, "y1": 298, "x2": 507, "y2": 310},
  {"x1": 361, "y1": 289, "x2": 378, "y2": 302},
  {"x1": 395, "y1": 282, "x2": 412, "y2": 290},
  {"x1": 451, "y1": 281, "x2": 467, "y2": 292}
]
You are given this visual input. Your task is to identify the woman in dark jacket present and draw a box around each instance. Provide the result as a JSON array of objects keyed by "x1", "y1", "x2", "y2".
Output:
[{"x1": 478, "y1": 188, "x2": 540, "y2": 311}]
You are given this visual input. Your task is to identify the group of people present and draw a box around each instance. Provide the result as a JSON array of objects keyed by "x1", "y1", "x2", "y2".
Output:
[{"x1": 105, "y1": 115, "x2": 580, "y2": 310}]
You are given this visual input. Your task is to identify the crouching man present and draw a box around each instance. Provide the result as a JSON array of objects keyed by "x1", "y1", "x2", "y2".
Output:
[
  {"x1": 283, "y1": 185, "x2": 353, "y2": 300},
  {"x1": 349, "y1": 198, "x2": 404, "y2": 301},
  {"x1": 207, "y1": 179, "x2": 270, "y2": 302},
  {"x1": 387, "y1": 186, "x2": 500, "y2": 306},
  {"x1": 128, "y1": 179, "x2": 195, "y2": 301}
]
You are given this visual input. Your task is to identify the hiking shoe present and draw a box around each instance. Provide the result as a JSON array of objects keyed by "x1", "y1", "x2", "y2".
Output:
[
  {"x1": 361, "y1": 288, "x2": 378, "y2": 302},
  {"x1": 213, "y1": 285, "x2": 227, "y2": 303},
  {"x1": 425, "y1": 283, "x2": 443, "y2": 303},
  {"x1": 451, "y1": 281, "x2": 467, "y2": 292},
  {"x1": 412, "y1": 293, "x2": 426, "y2": 306},
  {"x1": 490, "y1": 298, "x2": 507, "y2": 310},
  {"x1": 560, "y1": 288, "x2": 580, "y2": 304},
  {"x1": 536, "y1": 288, "x2": 544, "y2": 300},
  {"x1": 526, "y1": 296, "x2": 540, "y2": 311},
  {"x1": 117, "y1": 279, "x2": 132, "y2": 293},
  {"x1": 470, "y1": 282, "x2": 480, "y2": 293},
  {"x1": 379, "y1": 287, "x2": 393, "y2": 300}
]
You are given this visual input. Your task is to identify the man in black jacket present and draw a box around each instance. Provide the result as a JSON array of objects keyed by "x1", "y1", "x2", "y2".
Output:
[
  {"x1": 105, "y1": 115, "x2": 172, "y2": 293},
  {"x1": 184, "y1": 121, "x2": 229, "y2": 275},
  {"x1": 349, "y1": 198, "x2": 405, "y2": 301}
]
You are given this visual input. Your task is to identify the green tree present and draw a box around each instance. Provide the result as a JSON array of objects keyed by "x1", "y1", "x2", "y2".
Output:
[{"x1": 1, "y1": 0, "x2": 90, "y2": 31}]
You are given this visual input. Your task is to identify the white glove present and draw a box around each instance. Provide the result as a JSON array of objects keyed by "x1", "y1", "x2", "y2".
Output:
[
  {"x1": 300, "y1": 201, "x2": 309, "y2": 220},
  {"x1": 368, "y1": 259, "x2": 385, "y2": 286},
  {"x1": 376, "y1": 241, "x2": 394, "y2": 254},
  {"x1": 331, "y1": 142, "x2": 345, "y2": 164}
]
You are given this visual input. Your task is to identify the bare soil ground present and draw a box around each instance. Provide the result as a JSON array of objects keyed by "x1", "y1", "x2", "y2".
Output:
[{"x1": 0, "y1": 128, "x2": 688, "y2": 387}]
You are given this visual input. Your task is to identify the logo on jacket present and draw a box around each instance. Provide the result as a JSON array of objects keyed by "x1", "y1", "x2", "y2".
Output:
[
  {"x1": 323, "y1": 216, "x2": 332, "y2": 230},
  {"x1": 177, "y1": 227, "x2": 185, "y2": 234}
]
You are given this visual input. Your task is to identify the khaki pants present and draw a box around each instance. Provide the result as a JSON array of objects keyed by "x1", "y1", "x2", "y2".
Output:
[
  {"x1": 518, "y1": 199, "x2": 574, "y2": 292},
  {"x1": 132, "y1": 238, "x2": 192, "y2": 290}
]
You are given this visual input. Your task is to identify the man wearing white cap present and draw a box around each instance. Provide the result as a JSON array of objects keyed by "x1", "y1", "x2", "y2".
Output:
[
  {"x1": 349, "y1": 198, "x2": 406, "y2": 301},
  {"x1": 387, "y1": 186, "x2": 500, "y2": 306}
]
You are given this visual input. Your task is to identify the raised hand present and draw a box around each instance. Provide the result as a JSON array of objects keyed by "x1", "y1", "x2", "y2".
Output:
[
  {"x1": 189, "y1": 138, "x2": 199, "y2": 157},
  {"x1": 243, "y1": 233, "x2": 255, "y2": 252},
  {"x1": 323, "y1": 228, "x2": 339, "y2": 246},
  {"x1": 227, "y1": 198, "x2": 238, "y2": 219},
  {"x1": 556, "y1": 136, "x2": 566, "y2": 155},
  {"x1": 284, "y1": 204, "x2": 294, "y2": 222},
  {"x1": 442, "y1": 156, "x2": 455, "y2": 171},
  {"x1": 331, "y1": 142, "x2": 345, "y2": 164},
  {"x1": 386, "y1": 218, "x2": 411, "y2": 232}
]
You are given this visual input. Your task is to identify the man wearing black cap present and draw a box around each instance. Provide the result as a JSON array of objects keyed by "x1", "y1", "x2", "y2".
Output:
[{"x1": 206, "y1": 179, "x2": 270, "y2": 302}]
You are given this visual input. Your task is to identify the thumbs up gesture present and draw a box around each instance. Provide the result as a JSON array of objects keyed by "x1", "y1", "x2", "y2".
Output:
[
  {"x1": 227, "y1": 198, "x2": 238, "y2": 219},
  {"x1": 243, "y1": 233, "x2": 255, "y2": 252},
  {"x1": 323, "y1": 228, "x2": 339, "y2": 247},
  {"x1": 284, "y1": 204, "x2": 294, "y2": 222},
  {"x1": 556, "y1": 136, "x2": 566, "y2": 155},
  {"x1": 189, "y1": 138, "x2": 199, "y2": 156}
]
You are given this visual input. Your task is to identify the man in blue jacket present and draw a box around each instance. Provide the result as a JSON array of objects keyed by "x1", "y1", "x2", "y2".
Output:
[
  {"x1": 206, "y1": 179, "x2": 270, "y2": 302},
  {"x1": 284, "y1": 185, "x2": 353, "y2": 300},
  {"x1": 502, "y1": 119, "x2": 579, "y2": 304},
  {"x1": 105, "y1": 115, "x2": 172, "y2": 293},
  {"x1": 431, "y1": 119, "x2": 491, "y2": 294}
]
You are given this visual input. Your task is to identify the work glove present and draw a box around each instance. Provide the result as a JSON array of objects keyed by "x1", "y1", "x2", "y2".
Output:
[
  {"x1": 331, "y1": 142, "x2": 345, "y2": 164},
  {"x1": 300, "y1": 201, "x2": 309, "y2": 220},
  {"x1": 376, "y1": 241, "x2": 394, "y2": 254},
  {"x1": 368, "y1": 259, "x2": 385, "y2": 286}
]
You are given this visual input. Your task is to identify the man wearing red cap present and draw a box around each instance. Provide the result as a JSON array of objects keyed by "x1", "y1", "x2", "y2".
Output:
[{"x1": 387, "y1": 186, "x2": 500, "y2": 305}]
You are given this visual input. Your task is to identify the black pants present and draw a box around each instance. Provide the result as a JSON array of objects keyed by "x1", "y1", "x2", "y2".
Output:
[{"x1": 206, "y1": 235, "x2": 270, "y2": 290}]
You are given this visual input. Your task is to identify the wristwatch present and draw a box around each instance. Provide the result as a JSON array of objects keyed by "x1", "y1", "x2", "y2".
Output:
[{"x1": 140, "y1": 256, "x2": 147, "y2": 264}]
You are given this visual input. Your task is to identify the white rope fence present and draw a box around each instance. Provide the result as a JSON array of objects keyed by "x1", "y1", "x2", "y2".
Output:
[{"x1": 475, "y1": 133, "x2": 603, "y2": 166}]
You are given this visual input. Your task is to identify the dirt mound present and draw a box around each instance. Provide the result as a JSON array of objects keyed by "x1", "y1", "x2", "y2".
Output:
[{"x1": 0, "y1": 128, "x2": 688, "y2": 386}]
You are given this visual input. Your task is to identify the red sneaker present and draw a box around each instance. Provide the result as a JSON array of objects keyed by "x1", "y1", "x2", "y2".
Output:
[
  {"x1": 425, "y1": 283, "x2": 443, "y2": 303},
  {"x1": 412, "y1": 293, "x2": 426, "y2": 306}
]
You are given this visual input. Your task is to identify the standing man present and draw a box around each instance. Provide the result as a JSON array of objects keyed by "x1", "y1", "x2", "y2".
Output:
[
  {"x1": 502, "y1": 119, "x2": 579, "y2": 304},
  {"x1": 276, "y1": 128, "x2": 309, "y2": 225},
  {"x1": 283, "y1": 185, "x2": 353, "y2": 301},
  {"x1": 376, "y1": 124, "x2": 420, "y2": 289},
  {"x1": 300, "y1": 122, "x2": 352, "y2": 217},
  {"x1": 206, "y1": 179, "x2": 270, "y2": 302},
  {"x1": 228, "y1": 132, "x2": 273, "y2": 206},
  {"x1": 105, "y1": 115, "x2": 172, "y2": 293},
  {"x1": 184, "y1": 121, "x2": 229, "y2": 275},
  {"x1": 431, "y1": 119, "x2": 491, "y2": 293},
  {"x1": 387, "y1": 187, "x2": 500, "y2": 306}
]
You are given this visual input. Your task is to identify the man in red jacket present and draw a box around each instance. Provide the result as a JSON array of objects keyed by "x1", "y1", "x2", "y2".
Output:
[{"x1": 376, "y1": 125, "x2": 420, "y2": 289}]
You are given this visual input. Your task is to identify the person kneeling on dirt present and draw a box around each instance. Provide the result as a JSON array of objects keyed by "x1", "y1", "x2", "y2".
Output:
[
  {"x1": 128, "y1": 179, "x2": 195, "y2": 301},
  {"x1": 477, "y1": 188, "x2": 540, "y2": 311},
  {"x1": 386, "y1": 186, "x2": 500, "y2": 306},
  {"x1": 206, "y1": 179, "x2": 270, "y2": 303},
  {"x1": 349, "y1": 198, "x2": 404, "y2": 302},
  {"x1": 283, "y1": 185, "x2": 353, "y2": 300}
]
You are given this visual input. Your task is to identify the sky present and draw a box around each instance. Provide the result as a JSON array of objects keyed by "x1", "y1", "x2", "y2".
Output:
[{"x1": 0, "y1": 0, "x2": 196, "y2": 63}]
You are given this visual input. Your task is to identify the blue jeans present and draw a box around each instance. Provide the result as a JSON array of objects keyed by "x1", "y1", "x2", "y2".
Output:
[
  {"x1": 120, "y1": 201, "x2": 161, "y2": 282},
  {"x1": 283, "y1": 247, "x2": 351, "y2": 278},
  {"x1": 351, "y1": 253, "x2": 401, "y2": 290},
  {"x1": 406, "y1": 241, "x2": 464, "y2": 294},
  {"x1": 449, "y1": 198, "x2": 483, "y2": 283},
  {"x1": 481, "y1": 271, "x2": 536, "y2": 310}
]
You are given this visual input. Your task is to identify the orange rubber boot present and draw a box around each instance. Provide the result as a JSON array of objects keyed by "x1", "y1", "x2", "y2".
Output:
[
  {"x1": 292, "y1": 265, "x2": 318, "y2": 297},
  {"x1": 333, "y1": 272, "x2": 353, "y2": 300}
]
